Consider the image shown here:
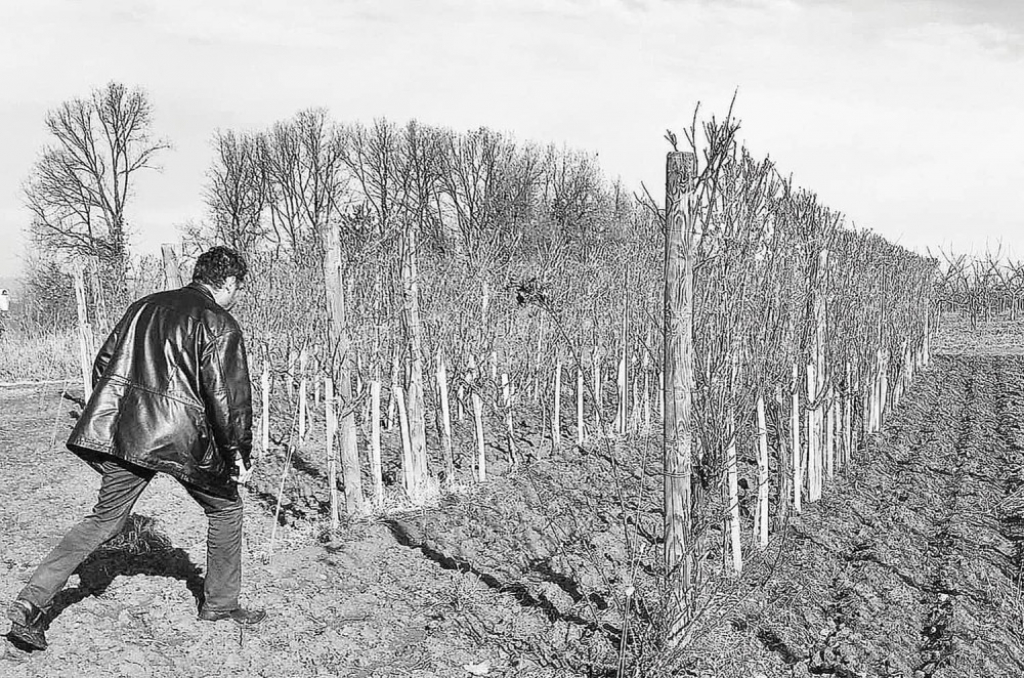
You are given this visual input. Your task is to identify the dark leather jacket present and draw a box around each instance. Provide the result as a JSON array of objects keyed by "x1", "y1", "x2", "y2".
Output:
[{"x1": 67, "y1": 282, "x2": 253, "y2": 498}]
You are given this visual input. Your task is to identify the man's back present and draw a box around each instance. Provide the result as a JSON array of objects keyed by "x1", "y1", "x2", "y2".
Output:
[{"x1": 67, "y1": 282, "x2": 253, "y2": 498}]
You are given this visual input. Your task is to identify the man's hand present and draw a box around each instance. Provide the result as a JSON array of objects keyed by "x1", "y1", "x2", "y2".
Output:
[{"x1": 232, "y1": 455, "x2": 253, "y2": 485}]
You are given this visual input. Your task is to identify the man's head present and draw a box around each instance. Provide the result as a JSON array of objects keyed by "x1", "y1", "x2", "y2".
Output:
[{"x1": 192, "y1": 246, "x2": 248, "y2": 310}]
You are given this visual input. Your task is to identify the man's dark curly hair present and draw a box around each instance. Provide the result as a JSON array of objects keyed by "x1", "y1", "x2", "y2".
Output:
[{"x1": 192, "y1": 247, "x2": 248, "y2": 288}]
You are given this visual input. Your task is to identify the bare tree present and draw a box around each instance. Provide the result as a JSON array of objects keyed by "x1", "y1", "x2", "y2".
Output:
[
  {"x1": 256, "y1": 109, "x2": 350, "y2": 259},
  {"x1": 205, "y1": 130, "x2": 268, "y2": 255},
  {"x1": 24, "y1": 82, "x2": 169, "y2": 291}
]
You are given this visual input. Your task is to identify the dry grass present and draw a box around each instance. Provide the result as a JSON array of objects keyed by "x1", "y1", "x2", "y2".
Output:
[{"x1": 0, "y1": 328, "x2": 78, "y2": 382}]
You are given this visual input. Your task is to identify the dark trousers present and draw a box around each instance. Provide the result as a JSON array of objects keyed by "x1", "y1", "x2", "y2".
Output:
[{"x1": 19, "y1": 455, "x2": 244, "y2": 613}]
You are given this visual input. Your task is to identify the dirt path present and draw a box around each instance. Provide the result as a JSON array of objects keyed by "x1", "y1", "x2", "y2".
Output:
[{"x1": 0, "y1": 386, "x2": 552, "y2": 678}]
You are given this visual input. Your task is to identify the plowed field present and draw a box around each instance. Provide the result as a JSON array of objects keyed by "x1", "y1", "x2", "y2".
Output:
[{"x1": 3, "y1": 321, "x2": 1024, "y2": 677}]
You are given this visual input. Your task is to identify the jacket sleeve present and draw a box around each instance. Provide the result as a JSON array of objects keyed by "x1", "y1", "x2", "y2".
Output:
[
  {"x1": 199, "y1": 329, "x2": 254, "y2": 469},
  {"x1": 92, "y1": 317, "x2": 128, "y2": 389}
]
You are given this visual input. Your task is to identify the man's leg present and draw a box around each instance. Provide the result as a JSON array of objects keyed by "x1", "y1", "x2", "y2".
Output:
[
  {"x1": 182, "y1": 483, "x2": 263, "y2": 624},
  {"x1": 9, "y1": 456, "x2": 153, "y2": 648}
]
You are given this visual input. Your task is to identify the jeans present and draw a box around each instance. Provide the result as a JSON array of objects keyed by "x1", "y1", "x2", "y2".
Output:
[{"x1": 18, "y1": 455, "x2": 244, "y2": 613}]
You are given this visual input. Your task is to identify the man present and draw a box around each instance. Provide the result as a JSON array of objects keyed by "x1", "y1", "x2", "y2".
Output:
[{"x1": 7, "y1": 246, "x2": 265, "y2": 652}]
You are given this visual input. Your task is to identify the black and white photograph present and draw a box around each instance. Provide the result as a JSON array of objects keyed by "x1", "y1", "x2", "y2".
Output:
[{"x1": 1, "y1": 1, "x2": 1023, "y2": 676}]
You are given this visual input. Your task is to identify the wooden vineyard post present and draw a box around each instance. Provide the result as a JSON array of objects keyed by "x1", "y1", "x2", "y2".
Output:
[
  {"x1": 314, "y1": 356, "x2": 321, "y2": 408},
  {"x1": 806, "y1": 364, "x2": 815, "y2": 501},
  {"x1": 370, "y1": 379, "x2": 384, "y2": 508},
  {"x1": 298, "y1": 348, "x2": 308, "y2": 443},
  {"x1": 323, "y1": 224, "x2": 365, "y2": 515},
  {"x1": 86, "y1": 259, "x2": 110, "y2": 335},
  {"x1": 792, "y1": 364, "x2": 802, "y2": 514},
  {"x1": 400, "y1": 222, "x2": 433, "y2": 503},
  {"x1": 881, "y1": 354, "x2": 890, "y2": 420},
  {"x1": 72, "y1": 264, "x2": 95, "y2": 401},
  {"x1": 659, "y1": 372, "x2": 665, "y2": 422},
  {"x1": 726, "y1": 403, "x2": 742, "y2": 573},
  {"x1": 843, "y1": 361, "x2": 852, "y2": 468},
  {"x1": 755, "y1": 393, "x2": 770, "y2": 548},
  {"x1": 576, "y1": 366, "x2": 585, "y2": 446},
  {"x1": 923, "y1": 310, "x2": 931, "y2": 366},
  {"x1": 619, "y1": 275, "x2": 630, "y2": 435},
  {"x1": 642, "y1": 326, "x2": 653, "y2": 432},
  {"x1": 614, "y1": 350, "x2": 622, "y2": 436},
  {"x1": 161, "y1": 243, "x2": 186, "y2": 289},
  {"x1": 873, "y1": 348, "x2": 883, "y2": 432},
  {"x1": 663, "y1": 150, "x2": 696, "y2": 642},
  {"x1": 469, "y1": 356, "x2": 486, "y2": 482},
  {"x1": 825, "y1": 385, "x2": 835, "y2": 482},
  {"x1": 387, "y1": 353, "x2": 400, "y2": 430},
  {"x1": 552, "y1": 358, "x2": 562, "y2": 452},
  {"x1": 287, "y1": 350, "x2": 295, "y2": 405},
  {"x1": 325, "y1": 377, "x2": 340, "y2": 530},
  {"x1": 502, "y1": 372, "x2": 517, "y2": 467},
  {"x1": 863, "y1": 358, "x2": 875, "y2": 437},
  {"x1": 810, "y1": 250, "x2": 828, "y2": 502},
  {"x1": 436, "y1": 351, "x2": 455, "y2": 485},
  {"x1": 592, "y1": 346, "x2": 602, "y2": 435},
  {"x1": 260, "y1": 362, "x2": 270, "y2": 461},
  {"x1": 395, "y1": 384, "x2": 414, "y2": 494}
]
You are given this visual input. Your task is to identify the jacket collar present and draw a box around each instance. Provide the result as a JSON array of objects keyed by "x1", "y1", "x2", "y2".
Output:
[{"x1": 186, "y1": 281, "x2": 216, "y2": 302}]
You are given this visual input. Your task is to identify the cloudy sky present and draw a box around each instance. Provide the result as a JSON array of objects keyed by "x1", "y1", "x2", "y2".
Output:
[{"x1": 0, "y1": 0, "x2": 1021, "y2": 278}]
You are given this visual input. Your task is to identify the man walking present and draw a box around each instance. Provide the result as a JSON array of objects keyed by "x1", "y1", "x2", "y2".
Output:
[{"x1": 7, "y1": 246, "x2": 265, "y2": 651}]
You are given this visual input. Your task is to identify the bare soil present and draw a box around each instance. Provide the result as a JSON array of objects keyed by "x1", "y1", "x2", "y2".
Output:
[{"x1": 3, "y1": 321, "x2": 1024, "y2": 677}]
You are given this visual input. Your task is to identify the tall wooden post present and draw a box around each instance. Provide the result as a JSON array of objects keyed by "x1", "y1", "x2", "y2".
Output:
[
  {"x1": 72, "y1": 264, "x2": 95, "y2": 400},
  {"x1": 576, "y1": 365, "x2": 585, "y2": 446},
  {"x1": 791, "y1": 364, "x2": 802, "y2": 513},
  {"x1": 161, "y1": 243, "x2": 186, "y2": 290},
  {"x1": 469, "y1": 356, "x2": 487, "y2": 482},
  {"x1": 369, "y1": 379, "x2": 384, "y2": 508},
  {"x1": 726, "y1": 403, "x2": 741, "y2": 574},
  {"x1": 260, "y1": 362, "x2": 270, "y2": 460},
  {"x1": 664, "y1": 150, "x2": 696, "y2": 643},
  {"x1": 436, "y1": 351, "x2": 455, "y2": 485},
  {"x1": 552, "y1": 358, "x2": 562, "y2": 451},
  {"x1": 325, "y1": 377, "x2": 340, "y2": 530},
  {"x1": 400, "y1": 224, "x2": 433, "y2": 502},
  {"x1": 298, "y1": 348, "x2": 308, "y2": 443},
  {"x1": 323, "y1": 225, "x2": 365, "y2": 515},
  {"x1": 755, "y1": 393, "x2": 770, "y2": 548}
]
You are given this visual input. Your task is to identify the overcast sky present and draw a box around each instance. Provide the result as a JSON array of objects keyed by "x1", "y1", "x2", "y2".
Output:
[{"x1": 0, "y1": 0, "x2": 1021, "y2": 278}]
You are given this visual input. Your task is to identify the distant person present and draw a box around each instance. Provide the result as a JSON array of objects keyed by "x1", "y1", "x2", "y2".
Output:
[{"x1": 7, "y1": 247, "x2": 265, "y2": 651}]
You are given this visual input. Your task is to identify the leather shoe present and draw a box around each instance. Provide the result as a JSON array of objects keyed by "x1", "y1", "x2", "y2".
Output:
[
  {"x1": 198, "y1": 606, "x2": 266, "y2": 625},
  {"x1": 6, "y1": 599, "x2": 47, "y2": 651}
]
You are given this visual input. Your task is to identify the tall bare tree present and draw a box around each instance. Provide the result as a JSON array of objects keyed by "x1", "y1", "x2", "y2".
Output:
[
  {"x1": 24, "y1": 83, "x2": 169, "y2": 291},
  {"x1": 205, "y1": 130, "x2": 268, "y2": 256}
]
